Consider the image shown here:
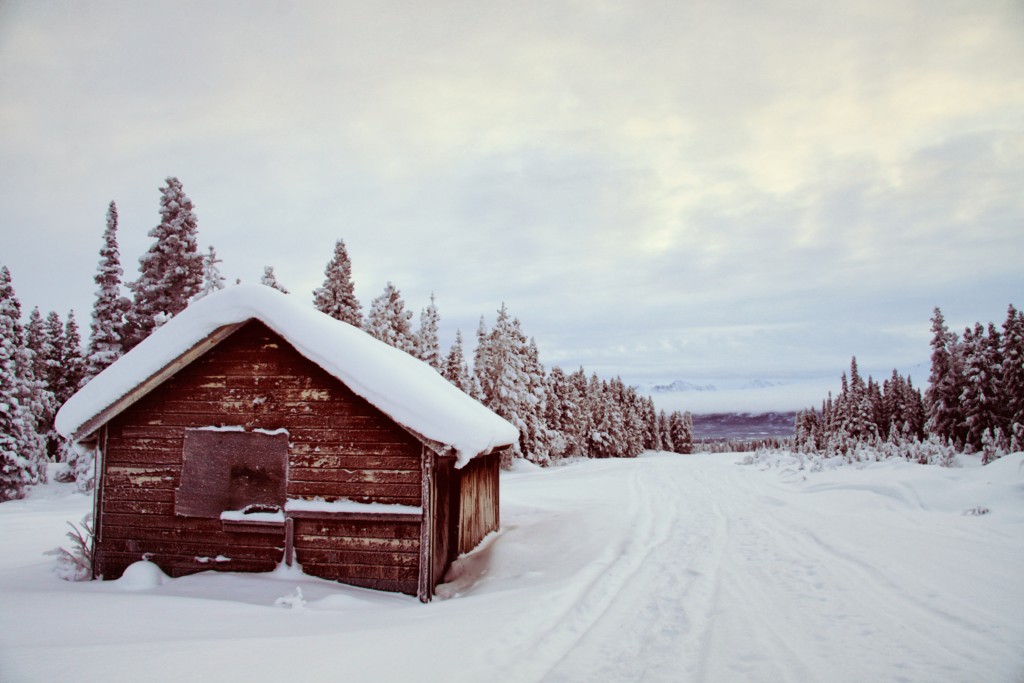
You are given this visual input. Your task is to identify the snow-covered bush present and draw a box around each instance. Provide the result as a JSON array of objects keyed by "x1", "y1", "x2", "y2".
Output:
[{"x1": 56, "y1": 514, "x2": 94, "y2": 581}]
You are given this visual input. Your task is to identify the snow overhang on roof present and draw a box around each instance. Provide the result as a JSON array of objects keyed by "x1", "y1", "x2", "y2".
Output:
[{"x1": 55, "y1": 285, "x2": 519, "y2": 468}]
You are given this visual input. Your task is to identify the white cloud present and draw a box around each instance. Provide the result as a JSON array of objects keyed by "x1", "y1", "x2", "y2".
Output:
[{"x1": 0, "y1": 0, "x2": 1021, "y2": 406}]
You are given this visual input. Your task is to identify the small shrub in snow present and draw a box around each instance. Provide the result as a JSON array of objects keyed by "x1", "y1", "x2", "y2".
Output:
[
  {"x1": 56, "y1": 514, "x2": 94, "y2": 581},
  {"x1": 980, "y1": 427, "x2": 1009, "y2": 466}
]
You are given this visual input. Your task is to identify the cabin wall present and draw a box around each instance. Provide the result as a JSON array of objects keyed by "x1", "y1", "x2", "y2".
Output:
[
  {"x1": 456, "y1": 452, "x2": 501, "y2": 556},
  {"x1": 94, "y1": 320, "x2": 423, "y2": 592}
]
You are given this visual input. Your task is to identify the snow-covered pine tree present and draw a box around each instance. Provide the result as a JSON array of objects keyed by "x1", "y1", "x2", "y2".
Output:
[
  {"x1": 61, "y1": 312, "x2": 85, "y2": 402},
  {"x1": 260, "y1": 266, "x2": 289, "y2": 294},
  {"x1": 587, "y1": 374, "x2": 616, "y2": 457},
  {"x1": 473, "y1": 315, "x2": 493, "y2": 404},
  {"x1": 961, "y1": 323, "x2": 1003, "y2": 451},
  {"x1": 925, "y1": 307, "x2": 966, "y2": 446},
  {"x1": 568, "y1": 368, "x2": 592, "y2": 455},
  {"x1": 1000, "y1": 304, "x2": 1024, "y2": 437},
  {"x1": 0, "y1": 266, "x2": 47, "y2": 500},
  {"x1": 544, "y1": 366, "x2": 581, "y2": 457},
  {"x1": 194, "y1": 245, "x2": 227, "y2": 300},
  {"x1": 364, "y1": 282, "x2": 417, "y2": 354},
  {"x1": 442, "y1": 329, "x2": 476, "y2": 394},
  {"x1": 23, "y1": 309, "x2": 58, "y2": 459},
  {"x1": 471, "y1": 305, "x2": 554, "y2": 465},
  {"x1": 42, "y1": 311, "x2": 66, "y2": 391},
  {"x1": 657, "y1": 410, "x2": 673, "y2": 453},
  {"x1": 36, "y1": 310, "x2": 83, "y2": 460},
  {"x1": 519, "y1": 335, "x2": 554, "y2": 464},
  {"x1": 24, "y1": 308, "x2": 49, "y2": 382},
  {"x1": 84, "y1": 202, "x2": 132, "y2": 381},
  {"x1": 640, "y1": 395, "x2": 661, "y2": 452},
  {"x1": 415, "y1": 293, "x2": 442, "y2": 371},
  {"x1": 125, "y1": 177, "x2": 204, "y2": 350},
  {"x1": 313, "y1": 239, "x2": 362, "y2": 327},
  {"x1": 668, "y1": 410, "x2": 694, "y2": 454}
]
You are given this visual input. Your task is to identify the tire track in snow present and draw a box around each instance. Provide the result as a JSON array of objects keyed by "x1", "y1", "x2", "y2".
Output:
[
  {"x1": 534, "y1": 458, "x2": 731, "y2": 682},
  {"x1": 494, "y1": 461, "x2": 672, "y2": 682},
  {"x1": 698, "y1": 463, "x2": 1012, "y2": 682}
]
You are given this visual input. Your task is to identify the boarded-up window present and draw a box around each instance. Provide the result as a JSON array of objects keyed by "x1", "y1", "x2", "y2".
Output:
[{"x1": 176, "y1": 429, "x2": 288, "y2": 517}]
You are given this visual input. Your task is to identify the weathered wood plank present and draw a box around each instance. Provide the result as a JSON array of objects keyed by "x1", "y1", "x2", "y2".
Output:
[
  {"x1": 293, "y1": 519, "x2": 421, "y2": 540},
  {"x1": 288, "y1": 468, "x2": 420, "y2": 484},
  {"x1": 99, "y1": 538, "x2": 285, "y2": 558},
  {"x1": 294, "y1": 561, "x2": 418, "y2": 581},
  {"x1": 102, "y1": 499, "x2": 174, "y2": 516},
  {"x1": 288, "y1": 450, "x2": 420, "y2": 466},
  {"x1": 293, "y1": 534, "x2": 419, "y2": 553},
  {"x1": 102, "y1": 487, "x2": 177, "y2": 503},
  {"x1": 287, "y1": 481, "x2": 421, "y2": 500},
  {"x1": 101, "y1": 515, "x2": 221, "y2": 532},
  {"x1": 296, "y1": 548, "x2": 419, "y2": 568},
  {"x1": 305, "y1": 575, "x2": 418, "y2": 596}
]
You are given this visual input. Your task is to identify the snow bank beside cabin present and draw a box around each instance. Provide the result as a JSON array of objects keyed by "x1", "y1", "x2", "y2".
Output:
[{"x1": 55, "y1": 286, "x2": 518, "y2": 466}]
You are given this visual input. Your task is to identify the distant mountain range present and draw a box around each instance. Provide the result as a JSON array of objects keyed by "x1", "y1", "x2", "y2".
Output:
[
  {"x1": 649, "y1": 380, "x2": 717, "y2": 393},
  {"x1": 646, "y1": 379, "x2": 786, "y2": 393},
  {"x1": 740, "y1": 379, "x2": 786, "y2": 389},
  {"x1": 691, "y1": 412, "x2": 796, "y2": 440}
]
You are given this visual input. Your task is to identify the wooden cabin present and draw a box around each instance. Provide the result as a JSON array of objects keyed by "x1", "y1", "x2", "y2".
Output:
[{"x1": 55, "y1": 286, "x2": 518, "y2": 602}]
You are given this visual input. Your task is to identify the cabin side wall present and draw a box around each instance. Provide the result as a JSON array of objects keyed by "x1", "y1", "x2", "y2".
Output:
[
  {"x1": 456, "y1": 451, "x2": 501, "y2": 556},
  {"x1": 93, "y1": 321, "x2": 423, "y2": 593}
]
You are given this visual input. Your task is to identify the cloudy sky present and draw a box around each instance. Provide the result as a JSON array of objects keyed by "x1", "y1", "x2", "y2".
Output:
[{"x1": 1, "y1": 1, "x2": 1022, "y2": 408}]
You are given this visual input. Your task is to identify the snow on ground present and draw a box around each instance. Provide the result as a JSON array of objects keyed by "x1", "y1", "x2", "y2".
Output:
[{"x1": 2, "y1": 453, "x2": 1022, "y2": 682}]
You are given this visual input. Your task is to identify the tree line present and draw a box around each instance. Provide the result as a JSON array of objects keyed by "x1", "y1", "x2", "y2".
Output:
[
  {"x1": 1, "y1": 177, "x2": 693, "y2": 500},
  {"x1": 794, "y1": 306, "x2": 1023, "y2": 466}
]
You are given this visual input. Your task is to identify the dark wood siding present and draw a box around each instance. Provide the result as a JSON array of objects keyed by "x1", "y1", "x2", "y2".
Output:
[
  {"x1": 94, "y1": 320, "x2": 424, "y2": 588},
  {"x1": 293, "y1": 517, "x2": 420, "y2": 595},
  {"x1": 456, "y1": 452, "x2": 501, "y2": 555}
]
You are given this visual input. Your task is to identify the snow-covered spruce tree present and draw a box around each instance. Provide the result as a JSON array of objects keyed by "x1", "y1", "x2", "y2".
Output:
[
  {"x1": 24, "y1": 308, "x2": 49, "y2": 382},
  {"x1": 519, "y1": 335, "x2": 555, "y2": 463},
  {"x1": 587, "y1": 374, "x2": 618, "y2": 458},
  {"x1": 415, "y1": 293, "x2": 442, "y2": 371},
  {"x1": 545, "y1": 366, "x2": 585, "y2": 457},
  {"x1": 0, "y1": 266, "x2": 47, "y2": 500},
  {"x1": 364, "y1": 282, "x2": 417, "y2": 354},
  {"x1": 925, "y1": 307, "x2": 966, "y2": 446},
  {"x1": 23, "y1": 309, "x2": 58, "y2": 459},
  {"x1": 668, "y1": 410, "x2": 694, "y2": 454},
  {"x1": 473, "y1": 315, "x2": 493, "y2": 403},
  {"x1": 194, "y1": 245, "x2": 226, "y2": 300},
  {"x1": 640, "y1": 396, "x2": 661, "y2": 452},
  {"x1": 794, "y1": 409, "x2": 821, "y2": 453},
  {"x1": 1000, "y1": 304, "x2": 1024, "y2": 438},
  {"x1": 84, "y1": 201, "x2": 132, "y2": 381},
  {"x1": 442, "y1": 330, "x2": 480, "y2": 398},
  {"x1": 125, "y1": 177, "x2": 204, "y2": 350},
  {"x1": 45, "y1": 311, "x2": 84, "y2": 406},
  {"x1": 569, "y1": 368, "x2": 593, "y2": 455},
  {"x1": 260, "y1": 266, "x2": 289, "y2": 294},
  {"x1": 42, "y1": 311, "x2": 85, "y2": 468},
  {"x1": 473, "y1": 305, "x2": 554, "y2": 465},
  {"x1": 961, "y1": 323, "x2": 1003, "y2": 452},
  {"x1": 657, "y1": 410, "x2": 673, "y2": 453},
  {"x1": 313, "y1": 239, "x2": 362, "y2": 327}
]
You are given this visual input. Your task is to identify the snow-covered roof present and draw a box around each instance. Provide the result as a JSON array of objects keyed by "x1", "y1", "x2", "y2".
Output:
[{"x1": 55, "y1": 285, "x2": 518, "y2": 467}]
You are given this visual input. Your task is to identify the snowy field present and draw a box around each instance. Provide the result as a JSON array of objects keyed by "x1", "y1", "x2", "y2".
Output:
[{"x1": 2, "y1": 452, "x2": 1023, "y2": 683}]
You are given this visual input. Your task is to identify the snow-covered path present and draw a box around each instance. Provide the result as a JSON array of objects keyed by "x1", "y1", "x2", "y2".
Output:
[{"x1": 2, "y1": 453, "x2": 1022, "y2": 682}]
